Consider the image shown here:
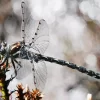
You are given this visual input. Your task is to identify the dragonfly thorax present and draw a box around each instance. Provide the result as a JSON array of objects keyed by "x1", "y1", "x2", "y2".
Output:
[{"x1": 10, "y1": 42, "x2": 22, "y2": 54}]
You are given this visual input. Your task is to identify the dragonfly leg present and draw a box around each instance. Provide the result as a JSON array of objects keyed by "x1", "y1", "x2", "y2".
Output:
[{"x1": 11, "y1": 57, "x2": 17, "y2": 76}]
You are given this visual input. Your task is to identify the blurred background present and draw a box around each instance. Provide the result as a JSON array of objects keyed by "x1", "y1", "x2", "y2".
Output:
[{"x1": 1, "y1": 0, "x2": 100, "y2": 99}]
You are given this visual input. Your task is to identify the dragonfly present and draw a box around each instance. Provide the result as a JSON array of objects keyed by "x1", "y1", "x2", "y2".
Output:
[
  {"x1": 12, "y1": 0, "x2": 100, "y2": 86},
  {"x1": 0, "y1": 0, "x2": 100, "y2": 95}
]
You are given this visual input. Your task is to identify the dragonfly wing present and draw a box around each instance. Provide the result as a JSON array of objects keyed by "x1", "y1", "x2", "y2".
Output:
[
  {"x1": 13, "y1": 55, "x2": 47, "y2": 92},
  {"x1": 21, "y1": 1, "x2": 39, "y2": 43},
  {"x1": 33, "y1": 61, "x2": 47, "y2": 91},
  {"x1": 22, "y1": 1, "x2": 49, "y2": 54},
  {"x1": 31, "y1": 19, "x2": 49, "y2": 54},
  {"x1": 25, "y1": 17, "x2": 49, "y2": 54},
  {"x1": 14, "y1": 58, "x2": 32, "y2": 80},
  {"x1": 24, "y1": 16, "x2": 39, "y2": 44}
]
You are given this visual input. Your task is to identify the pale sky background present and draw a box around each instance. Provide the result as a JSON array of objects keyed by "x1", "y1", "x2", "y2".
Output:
[{"x1": 1, "y1": 0, "x2": 100, "y2": 99}]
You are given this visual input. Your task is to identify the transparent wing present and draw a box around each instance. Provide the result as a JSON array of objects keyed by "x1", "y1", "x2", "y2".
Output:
[
  {"x1": 25, "y1": 18, "x2": 49, "y2": 54},
  {"x1": 33, "y1": 61, "x2": 47, "y2": 91},
  {"x1": 24, "y1": 16, "x2": 39, "y2": 43},
  {"x1": 21, "y1": 1, "x2": 49, "y2": 54},
  {"x1": 30, "y1": 19, "x2": 49, "y2": 54},
  {"x1": 21, "y1": 1, "x2": 39, "y2": 43},
  {"x1": 13, "y1": 53, "x2": 47, "y2": 91},
  {"x1": 15, "y1": 58, "x2": 32, "y2": 80}
]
